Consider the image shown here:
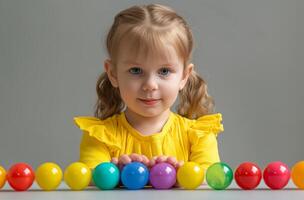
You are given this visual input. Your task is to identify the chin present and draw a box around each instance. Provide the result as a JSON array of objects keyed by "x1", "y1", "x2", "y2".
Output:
[
  {"x1": 138, "y1": 111, "x2": 160, "y2": 118},
  {"x1": 127, "y1": 104, "x2": 170, "y2": 117},
  {"x1": 139, "y1": 109, "x2": 170, "y2": 118}
]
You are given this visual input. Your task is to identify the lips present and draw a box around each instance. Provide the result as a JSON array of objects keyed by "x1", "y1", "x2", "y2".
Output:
[{"x1": 138, "y1": 98, "x2": 160, "y2": 105}]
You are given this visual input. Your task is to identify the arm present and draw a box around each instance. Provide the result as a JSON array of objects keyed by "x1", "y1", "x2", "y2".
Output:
[
  {"x1": 79, "y1": 133, "x2": 111, "y2": 186},
  {"x1": 79, "y1": 133, "x2": 111, "y2": 167},
  {"x1": 189, "y1": 132, "x2": 220, "y2": 172}
]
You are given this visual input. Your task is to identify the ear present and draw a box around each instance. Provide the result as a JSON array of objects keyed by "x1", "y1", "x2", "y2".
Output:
[
  {"x1": 179, "y1": 63, "x2": 194, "y2": 91},
  {"x1": 104, "y1": 59, "x2": 119, "y2": 88}
]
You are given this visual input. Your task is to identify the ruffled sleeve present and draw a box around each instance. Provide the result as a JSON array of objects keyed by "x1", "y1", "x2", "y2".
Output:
[
  {"x1": 74, "y1": 116, "x2": 121, "y2": 150},
  {"x1": 188, "y1": 113, "x2": 224, "y2": 172},
  {"x1": 190, "y1": 113, "x2": 224, "y2": 136},
  {"x1": 74, "y1": 116, "x2": 121, "y2": 169}
]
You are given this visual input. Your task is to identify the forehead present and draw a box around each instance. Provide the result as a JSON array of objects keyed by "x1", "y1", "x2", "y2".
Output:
[{"x1": 117, "y1": 37, "x2": 182, "y2": 65}]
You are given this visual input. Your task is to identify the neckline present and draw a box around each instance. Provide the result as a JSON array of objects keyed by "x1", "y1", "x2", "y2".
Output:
[{"x1": 120, "y1": 111, "x2": 174, "y2": 141}]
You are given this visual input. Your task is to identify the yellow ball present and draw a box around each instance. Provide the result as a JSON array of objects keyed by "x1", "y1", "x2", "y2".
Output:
[
  {"x1": 291, "y1": 161, "x2": 304, "y2": 189},
  {"x1": 0, "y1": 165, "x2": 6, "y2": 189},
  {"x1": 36, "y1": 162, "x2": 63, "y2": 191},
  {"x1": 64, "y1": 162, "x2": 91, "y2": 190},
  {"x1": 177, "y1": 162, "x2": 204, "y2": 189}
]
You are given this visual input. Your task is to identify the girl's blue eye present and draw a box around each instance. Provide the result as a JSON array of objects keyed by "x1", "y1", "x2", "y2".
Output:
[
  {"x1": 129, "y1": 67, "x2": 142, "y2": 74},
  {"x1": 159, "y1": 68, "x2": 171, "y2": 76}
]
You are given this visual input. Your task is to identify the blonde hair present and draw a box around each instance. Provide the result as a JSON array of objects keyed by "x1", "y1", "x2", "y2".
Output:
[{"x1": 95, "y1": 4, "x2": 214, "y2": 120}]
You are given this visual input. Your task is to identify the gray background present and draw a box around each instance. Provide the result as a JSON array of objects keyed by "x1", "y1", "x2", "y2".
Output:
[{"x1": 0, "y1": 0, "x2": 303, "y2": 170}]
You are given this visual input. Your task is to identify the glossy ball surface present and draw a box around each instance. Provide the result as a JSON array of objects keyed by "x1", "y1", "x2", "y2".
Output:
[
  {"x1": 64, "y1": 162, "x2": 91, "y2": 190},
  {"x1": 177, "y1": 162, "x2": 204, "y2": 190},
  {"x1": 6, "y1": 163, "x2": 35, "y2": 191},
  {"x1": 234, "y1": 162, "x2": 262, "y2": 190},
  {"x1": 0, "y1": 165, "x2": 6, "y2": 189},
  {"x1": 121, "y1": 162, "x2": 149, "y2": 190},
  {"x1": 93, "y1": 162, "x2": 120, "y2": 190},
  {"x1": 263, "y1": 161, "x2": 290, "y2": 190},
  {"x1": 149, "y1": 163, "x2": 176, "y2": 189},
  {"x1": 291, "y1": 161, "x2": 304, "y2": 189},
  {"x1": 206, "y1": 162, "x2": 233, "y2": 190},
  {"x1": 35, "y1": 162, "x2": 63, "y2": 190}
]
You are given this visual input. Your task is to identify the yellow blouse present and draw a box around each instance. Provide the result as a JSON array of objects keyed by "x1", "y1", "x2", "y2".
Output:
[{"x1": 74, "y1": 111, "x2": 224, "y2": 171}]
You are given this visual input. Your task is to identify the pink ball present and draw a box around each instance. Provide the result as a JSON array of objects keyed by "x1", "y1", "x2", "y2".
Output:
[
  {"x1": 149, "y1": 163, "x2": 176, "y2": 189},
  {"x1": 263, "y1": 161, "x2": 290, "y2": 190}
]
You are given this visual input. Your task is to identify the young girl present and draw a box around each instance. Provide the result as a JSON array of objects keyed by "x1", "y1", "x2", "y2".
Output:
[{"x1": 74, "y1": 4, "x2": 224, "y2": 173}]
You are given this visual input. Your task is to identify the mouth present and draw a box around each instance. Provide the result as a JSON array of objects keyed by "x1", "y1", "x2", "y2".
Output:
[{"x1": 138, "y1": 98, "x2": 160, "y2": 106}]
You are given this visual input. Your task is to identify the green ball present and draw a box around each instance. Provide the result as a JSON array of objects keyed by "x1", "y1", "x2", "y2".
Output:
[
  {"x1": 92, "y1": 162, "x2": 120, "y2": 190},
  {"x1": 206, "y1": 162, "x2": 233, "y2": 190}
]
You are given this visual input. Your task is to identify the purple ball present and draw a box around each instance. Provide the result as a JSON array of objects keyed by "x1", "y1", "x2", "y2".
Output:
[{"x1": 149, "y1": 163, "x2": 176, "y2": 189}]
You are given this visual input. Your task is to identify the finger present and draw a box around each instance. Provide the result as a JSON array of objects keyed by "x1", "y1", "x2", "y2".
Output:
[
  {"x1": 167, "y1": 156, "x2": 178, "y2": 167},
  {"x1": 141, "y1": 155, "x2": 150, "y2": 166},
  {"x1": 149, "y1": 156, "x2": 160, "y2": 166},
  {"x1": 130, "y1": 153, "x2": 143, "y2": 162},
  {"x1": 176, "y1": 161, "x2": 184, "y2": 169},
  {"x1": 156, "y1": 155, "x2": 168, "y2": 163},
  {"x1": 149, "y1": 157, "x2": 157, "y2": 167},
  {"x1": 111, "y1": 157, "x2": 118, "y2": 165},
  {"x1": 119, "y1": 154, "x2": 132, "y2": 165}
]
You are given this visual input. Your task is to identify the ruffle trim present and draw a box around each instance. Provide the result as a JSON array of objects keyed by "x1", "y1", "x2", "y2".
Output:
[
  {"x1": 74, "y1": 116, "x2": 121, "y2": 150},
  {"x1": 188, "y1": 113, "x2": 224, "y2": 141}
]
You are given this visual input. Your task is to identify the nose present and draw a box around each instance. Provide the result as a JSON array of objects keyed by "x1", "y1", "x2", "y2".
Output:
[{"x1": 142, "y1": 75, "x2": 158, "y2": 91}]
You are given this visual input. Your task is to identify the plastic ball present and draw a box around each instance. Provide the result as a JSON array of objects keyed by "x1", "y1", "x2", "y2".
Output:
[
  {"x1": 0, "y1": 165, "x2": 6, "y2": 189},
  {"x1": 6, "y1": 162, "x2": 35, "y2": 191},
  {"x1": 234, "y1": 162, "x2": 262, "y2": 190},
  {"x1": 291, "y1": 161, "x2": 304, "y2": 189},
  {"x1": 149, "y1": 163, "x2": 176, "y2": 189},
  {"x1": 121, "y1": 162, "x2": 149, "y2": 190},
  {"x1": 35, "y1": 162, "x2": 63, "y2": 191},
  {"x1": 92, "y1": 162, "x2": 120, "y2": 190},
  {"x1": 206, "y1": 162, "x2": 233, "y2": 190},
  {"x1": 64, "y1": 162, "x2": 91, "y2": 190},
  {"x1": 263, "y1": 161, "x2": 290, "y2": 190},
  {"x1": 177, "y1": 162, "x2": 204, "y2": 190}
]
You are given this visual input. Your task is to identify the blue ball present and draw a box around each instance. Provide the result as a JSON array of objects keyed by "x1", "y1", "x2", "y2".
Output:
[{"x1": 121, "y1": 162, "x2": 149, "y2": 190}]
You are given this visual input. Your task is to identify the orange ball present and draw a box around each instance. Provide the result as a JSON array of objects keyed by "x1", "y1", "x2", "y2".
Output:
[
  {"x1": 0, "y1": 166, "x2": 6, "y2": 189},
  {"x1": 291, "y1": 161, "x2": 304, "y2": 189}
]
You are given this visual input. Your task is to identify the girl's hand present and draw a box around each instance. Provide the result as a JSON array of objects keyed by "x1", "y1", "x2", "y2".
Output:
[
  {"x1": 111, "y1": 153, "x2": 150, "y2": 169},
  {"x1": 149, "y1": 155, "x2": 184, "y2": 169}
]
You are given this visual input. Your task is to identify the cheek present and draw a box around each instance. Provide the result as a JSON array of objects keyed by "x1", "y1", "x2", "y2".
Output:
[
  {"x1": 160, "y1": 82, "x2": 180, "y2": 99},
  {"x1": 117, "y1": 79, "x2": 140, "y2": 100}
]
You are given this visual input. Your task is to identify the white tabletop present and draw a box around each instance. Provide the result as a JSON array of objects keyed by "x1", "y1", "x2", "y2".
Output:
[{"x1": 0, "y1": 181, "x2": 303, "y2": 200}]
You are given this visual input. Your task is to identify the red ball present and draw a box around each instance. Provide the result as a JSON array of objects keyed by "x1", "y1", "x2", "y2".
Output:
[
  {"x1": 263, "y1": 161, "x2": 290, "y2": 190},
  {"x1": 234, "y1": 162, "x2": 262, "y2": 190},
  {"x1": 6, "y1": 162, "x2": 35, "y2": 191}
]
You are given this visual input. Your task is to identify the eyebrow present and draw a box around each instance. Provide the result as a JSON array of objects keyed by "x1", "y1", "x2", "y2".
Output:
[
  {"x1": 122, "y1": 60, "x2": 176, "y2": 67},
  {"x1": 123, "y1": 60, "x2": 141, "y2": 65}
]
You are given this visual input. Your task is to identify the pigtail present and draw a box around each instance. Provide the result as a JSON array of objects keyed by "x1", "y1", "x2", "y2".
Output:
[
  {"x1": 94, "y1": 72, "x2": 125, "y2": 119},
  {"x1": 177, "y1": 70, "x2": 215, "y2": 119}
]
